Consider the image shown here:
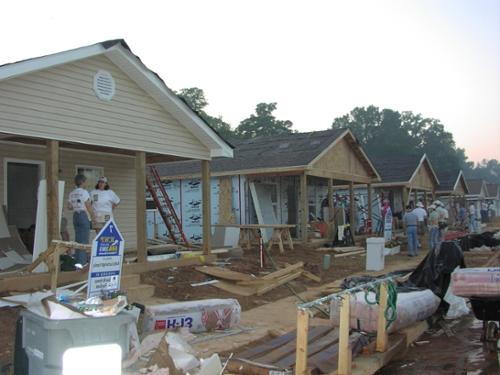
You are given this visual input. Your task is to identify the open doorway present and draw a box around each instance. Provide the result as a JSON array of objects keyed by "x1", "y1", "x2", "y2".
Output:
[{"x1": 4, "y1": 159, "x2": 44, "y2": 250}]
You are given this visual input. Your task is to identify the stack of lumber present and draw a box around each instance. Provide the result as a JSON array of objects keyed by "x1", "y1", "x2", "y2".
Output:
[
  {"x1": 227, "y1": 326, "x2": 369, "y2": 374},
  {"x1": 195, "y1": 262, "x2": 318, "y2": 296},
  {"x1": 316, "y1": 246, "x2": 366, "y2": 257}
]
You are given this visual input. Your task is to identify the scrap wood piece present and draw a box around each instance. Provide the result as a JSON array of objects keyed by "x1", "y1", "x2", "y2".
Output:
[
  {"x1": 333, "y1": 250, "x2": 366, "y2": 258},
  {"x1": 195, "y1": 266, "x2": 255, "y2": 282},
  {"x1": 254, "y1": 325, "x2": 333, "y2": 365},
  {"x1": 301, "y1": 270, "x2": 321, "y2": 283},
  {"x1": 332, "y1": 246, "x2": 365, "y2": 253},
  {"x1": 211, "y1": 279, "x2": 258, "y2": 296},
  {"x1": 256, "y1": 270, "x2": 303, "y2": 296},
  {"x1": 261, "y1": 262, "x2": 304, "y2": 280},
  {"x1": 274, "y1": 328, "x2": 340, "y2": 368}
]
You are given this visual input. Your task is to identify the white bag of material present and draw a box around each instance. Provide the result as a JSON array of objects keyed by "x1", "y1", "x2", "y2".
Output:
[
  {"x1": 452, "y1": 268, "x2": 500, "y2": 297},
  {"x1": 444, "y1": 267, "x2": 470, "y2": 320},
  {"x1": 142, "y1": 298, "x2": 241, "y2": 333},
  {"x1": 330, "y1": 289, "x2": 440, "y2": 333}
]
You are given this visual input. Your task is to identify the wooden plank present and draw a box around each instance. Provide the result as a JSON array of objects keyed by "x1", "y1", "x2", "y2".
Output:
[
  {"x1": 337, "y1": 294, "x2": 351, "y2": 375},
  {"x1": 376, "y1": 283, "x2": 389, "y2": 352},
  {"x1": 367, "y1": 183, "x2": 372, "y2": 233},
  {"x1": 261, "y1": 262, "x2": 304, "y2": 280},
  {"x1": 311, "y1": 333, "x2": 365, "y2": 374},
  {"x1": 136, "y1": 151, "x2": 147, "y2": 263},
  {"x1": 256, "y1": 270, "x2": 302, "y2": 296},
  {"x1": 211, "y1": 279, "x2": 257, "y2": 296},
  {"x1": 202, "y1": 160, "x2": 211, "y2": 255},
  {"x1": 334, "y1": 250, "x2": 366, "y2": 258},
  {"x1": 50, "y1": 244, "x2": 61, "y2": 294},
  {"x1": 301, "y1": 270, "x2": 321, "y2": 283},
  {"x1": 195, "y1": 266, "x2": 254, "y2": 282},
  {"x1": 255, "y1": 326, "x2": 332, "y2": 365},
  {"x1": 327, "y1": 178, "x2": 334, "y2": 238},
  {"x1": 46, "y1": 140, "x2": 60, "y2": 243},
  {"x1": 294, "y1": 309, "x2": 310, "y2": 375},
  {"x1": 0, "y1": 255, "x2": 216, "y2": 293},
  {"x1": 239, "y1": 330, "x2": 298, "y2": 360},
  {"x1": 218, "y1": 176, "x2": 233, "y2": 224},
  {"x1": 332, "y1": 246, "x2": 364, "y2": 253},
  {"x1": 276, "y1": 328, "x2": 339, "y2": 368},
  {"x1": 349, "y1": 181, "x2": 355, "y2": 242}
]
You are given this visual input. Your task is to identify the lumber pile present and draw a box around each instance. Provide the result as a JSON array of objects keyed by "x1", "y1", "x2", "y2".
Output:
[{"x1": 195, "y1": 262, "x2": 317, "y2": 296}]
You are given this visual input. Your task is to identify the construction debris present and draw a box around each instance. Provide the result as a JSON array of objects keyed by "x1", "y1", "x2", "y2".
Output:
[{"x1": 195, "y1": 262, "x2": 306, "y2": 296}]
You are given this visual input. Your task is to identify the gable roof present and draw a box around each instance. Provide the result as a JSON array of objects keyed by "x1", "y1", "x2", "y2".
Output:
[
  {"x1": 436, "y1": 169, "x2": 469, "y2": 193},
  {"x1": 156, "y1": 129, "x2": 379, "y2": 180},
  {"x1": 370, "y1": 154, "x2": 439, "y2": 187},
  {"x1": 486, "y1": 183, "x2": 499, "y2": 198},
  {"x1": 466, "y1": 178, "x2": 487, "y2": 196},
  {"x1": 0, "y1": 39, "x2": 233, "y2": 158}
]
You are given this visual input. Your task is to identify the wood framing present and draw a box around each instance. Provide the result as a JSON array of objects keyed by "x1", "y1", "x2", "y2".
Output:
[
  {"x1": 349, "y1": 181, "x2": 355, "y2": 241},
  {"x1": 367, "y1": 183, "x2": 373, "y2": 231},
  {"x1": 376, "y1": 283, "x2": 389, "y2": 352},
  {"x1": 202, "y1": 160, "x2": 211, "y2": 254},
  {"x1": 218, "y1": 176, "x2": 233, "y2": 223},
  {"x1": 328, "y1": 178, "x2": 334, "y2": 238},
  {"x1": 338, "y1": 294, "x2": 352, "y2": 375},
  {"x1": 300, "y1": 173, "x2": 308, "y2": 242},
  {"x1": 46, "y1": 140, "x2": 60, "y2": 243},
  {"x1": 136, "y1": 151, "x2": 147, "y2": 263},
  {"x1": 295, "y1": 309, "x2": 310, "y2": 375}
]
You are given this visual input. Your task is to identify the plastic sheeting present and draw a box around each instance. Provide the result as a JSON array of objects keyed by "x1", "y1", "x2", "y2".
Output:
[{"x1": 330, "y1": 289, "x2": 440, "y2": 334}]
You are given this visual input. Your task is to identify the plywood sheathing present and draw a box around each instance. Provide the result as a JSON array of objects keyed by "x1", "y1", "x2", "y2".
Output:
[{"x1": 218, "y1": 176, "x2": 234, "y2": 223}]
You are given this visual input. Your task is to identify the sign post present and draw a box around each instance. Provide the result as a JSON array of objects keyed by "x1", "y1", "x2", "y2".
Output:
[{"x1": 87, "y1": 219, "x2": 125, "y2": 298}]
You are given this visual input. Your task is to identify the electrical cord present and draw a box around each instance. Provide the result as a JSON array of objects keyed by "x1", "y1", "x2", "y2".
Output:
[{"x1": 363, "y1": 280, "x2": 398, "y2": 329}]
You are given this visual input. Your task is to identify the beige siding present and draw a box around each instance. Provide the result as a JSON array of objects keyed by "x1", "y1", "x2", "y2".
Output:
[
  {"x1": 410, "y1": 162, "x2": 436, "y2": 191},
  {"x1": 0, "y1": 55, "x2": 210, "y2": 159},
  {"x1": 0, "y1": 142, "x2": 137, "y2": 249}
]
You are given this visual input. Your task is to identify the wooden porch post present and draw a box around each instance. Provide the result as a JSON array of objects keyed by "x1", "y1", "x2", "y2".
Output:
[
  {"x1": 413, "y1": 189, "x2": 418, "y2": 205},
  {"x1": 423, "y1": 191, "x2": 428, "y2": 208},
  {"x1": 47, "y1": 140, "x2": 60, "y2": 243},
  {"x1": 367, "y1": 183, "x2": 373, "y2": 233},
  {"x1": 327, "y1": 178, "x2": 334, "y2": 238},
  {"x1": 402, "y1": 187, "x2": 409, "y2": 208},
  {"x1": 136, "y1": 151, "x2": 147, "y2": 263},
  {"x1": 202, "y1": 160, "x2": 211, "y2": 254},
  {"x1": 300, "y1": 173, "x2": 308, "y2": 243},
  {"x1": 432, "y1": 189, "x2": 436, "y2": 201},
  {"x1": 349, "y1": 181, "x2": 355, "y2": 239}
]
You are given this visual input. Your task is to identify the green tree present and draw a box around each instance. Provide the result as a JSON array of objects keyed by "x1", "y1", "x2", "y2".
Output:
[
  {"x1": 177, "y1": 87, "x2": 234, "y2": 140},
  {"x1": 236, "y1": 102, "x2": 294, "y2": 139}
]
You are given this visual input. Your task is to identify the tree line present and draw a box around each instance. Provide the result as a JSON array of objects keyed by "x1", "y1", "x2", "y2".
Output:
[{"x1": 177, "y1": 87, "x2": 499, "y2": 183}]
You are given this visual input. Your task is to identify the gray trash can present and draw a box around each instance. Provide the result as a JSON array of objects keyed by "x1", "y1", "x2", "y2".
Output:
[{"x1": 21, "y1": 309, "x2": 135, "y2": 375}]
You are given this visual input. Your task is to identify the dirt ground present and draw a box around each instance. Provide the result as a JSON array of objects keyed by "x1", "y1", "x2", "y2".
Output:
[{"x1": 0, "y1": 236, "x2": 498, "y2": 374}]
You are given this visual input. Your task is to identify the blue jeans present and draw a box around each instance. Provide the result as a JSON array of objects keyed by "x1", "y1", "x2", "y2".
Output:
[
  {"x1": 428, "y1": 227, "x2": 440, "y2": 251},
  {"x1": 469, "y1": 214, "x2": 478, "y2": 233},
  {"x1": 73, "y1": 211, "x2": 90, "y2": 265},
  {"x1": 406, "y1": 226, "x2": 418, "y2": 256}
]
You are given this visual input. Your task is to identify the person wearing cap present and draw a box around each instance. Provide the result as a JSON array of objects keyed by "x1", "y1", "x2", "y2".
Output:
[
  {"x1": 434, "y1": 200, "x2": 448, "y2": 240},
  {"x1": 468, "y1": 202, "x2": 478, "y2": 233},
  {"x1": 67, "y1": 174, "x2": 94, "y2": 264},
  {"x1": 427, "y1": 204, "x2": 440, "y2": 251},
  {"x1": 90, "y1": 176, "x2": 120, "y2": 232},
  {"x1": 403, "y1": 205, "x2": 419, "y2": 256},
  {"x1": 412, "y1": 201, "x2": 427, "y2": 247}
]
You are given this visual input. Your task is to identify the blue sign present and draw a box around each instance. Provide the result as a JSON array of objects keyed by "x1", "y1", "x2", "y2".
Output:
[{"x1": 87, "y1": 219, "x2": 125, "y2": 298}]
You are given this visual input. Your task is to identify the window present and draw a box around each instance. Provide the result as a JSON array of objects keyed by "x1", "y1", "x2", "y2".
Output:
[{"x1": 76, "y1": 165, "x2": 104, "y2": 190}]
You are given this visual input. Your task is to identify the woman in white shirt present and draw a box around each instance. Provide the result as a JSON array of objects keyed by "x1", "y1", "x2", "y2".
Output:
[
  {"x1": 90, "y1": 176, "x2": 120, "y2": 232},
  {"x1": 67, "y1": 174, "x2": 93, "y2": 264}
]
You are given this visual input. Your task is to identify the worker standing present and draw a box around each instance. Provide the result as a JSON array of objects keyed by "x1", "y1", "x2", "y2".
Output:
[
  {"x1": 427, "y1": 204, "x2": 440, "y2": 251},
  {"x1": 412, "y1": 202, "x2": 427, "y2": 248},
  {"x1": 403, "y1": 205, "x2": 419, "y2": 257},
  {"x1": 434, "y1": 200, "x2": 448, "y2": 241},
  {"x1": 90, "y1": 176, "x2": 120, "y2": 232},
  {"x1": 469, "y1": 203, "x2": 478, "y2": 233},
  {"x1": 67, "y1": 174, "x2": 93, "y2": 265}
]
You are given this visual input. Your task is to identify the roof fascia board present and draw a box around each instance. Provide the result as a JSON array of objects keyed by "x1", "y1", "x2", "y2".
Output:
[
  {"x1": 104, "y1": 45, "x2": 233, "y2": 159},
  {"x1": 161, "y1": 165, "x2": 307, "y2": 180},
  {"x1": 0, "y1": 44, "x2": 106, "y2": 81}
]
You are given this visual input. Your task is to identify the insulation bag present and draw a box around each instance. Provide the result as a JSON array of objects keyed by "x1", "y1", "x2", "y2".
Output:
[
  {"x1": 330, "y1": 289, "x2": 440, "y2": 334},
  {"x1": 452, "y1": 268, "x2": 500, "y2": 298},
  {"x1": 142, "y1": 298, "x2": 241, "y2": 333}
]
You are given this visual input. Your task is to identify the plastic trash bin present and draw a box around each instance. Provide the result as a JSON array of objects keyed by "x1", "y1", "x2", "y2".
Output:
[
  {"x1": 21, "y1": 309, "x2": 135, "y2": 375},
  {"x1": 366, "y1": 237, "x2": 385, "y2": 271}
]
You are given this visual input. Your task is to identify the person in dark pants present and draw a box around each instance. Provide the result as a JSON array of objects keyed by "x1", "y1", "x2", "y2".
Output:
[
  {"x1": 67, "y1": 174, "x2": 93, "y2": 265},
  {"x1": 403, "y1": 205, "x2": 419, "y2": 256}
]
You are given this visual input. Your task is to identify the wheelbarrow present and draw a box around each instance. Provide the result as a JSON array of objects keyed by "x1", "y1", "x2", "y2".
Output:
[{"x1": 469, "y1": 297, "x2": 500, "y2": 343}]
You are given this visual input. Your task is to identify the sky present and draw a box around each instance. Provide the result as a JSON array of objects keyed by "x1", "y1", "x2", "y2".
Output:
[{"x1": 1, "y1": 0, "x2": 499, "y2": 163}]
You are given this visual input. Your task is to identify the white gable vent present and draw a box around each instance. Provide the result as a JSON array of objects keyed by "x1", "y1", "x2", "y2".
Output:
[{"x1": 93, "y1": 70, "x2": 115, "y2": 101}]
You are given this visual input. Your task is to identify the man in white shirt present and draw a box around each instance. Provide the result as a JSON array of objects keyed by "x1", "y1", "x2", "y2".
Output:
[
  {"x1": 469, "y1": 203, "x2": 478, "y2": 233},
  {"x1": 412, "y1": 202, "x2": 427, "y2": 248}
]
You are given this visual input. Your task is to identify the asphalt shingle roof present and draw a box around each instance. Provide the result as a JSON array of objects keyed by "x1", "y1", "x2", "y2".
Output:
[
  {"x1": 486, "y1": 183, "x2": 499, "y2": 197},
  {"x1": 369, "y1": 154, "x2": 422, "y2": 183},
  {"x1": 156, "y1": 129, "x2": 347, "y2": 177},
  {"x1": 466, "y1": 179, "x2": 485, "y2": 195},
  {"x1": 436, "y1": 169, "x2": 461, "y2": 191}
]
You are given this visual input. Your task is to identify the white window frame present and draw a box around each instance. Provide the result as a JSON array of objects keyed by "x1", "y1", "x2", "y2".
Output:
[{"x1": 3, "y1": 158, "x2": 45, "y2": 209}]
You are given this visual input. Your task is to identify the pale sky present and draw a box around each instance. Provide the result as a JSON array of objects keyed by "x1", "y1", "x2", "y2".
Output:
[{"x1": 1, "y1": 0, "x2": 499, "y2": 162}]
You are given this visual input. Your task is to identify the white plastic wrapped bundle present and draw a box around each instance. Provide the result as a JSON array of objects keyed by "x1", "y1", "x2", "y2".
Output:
[
  {"x1": 452, "y1": 268, "x2": 500, "y2": 297},
  {"x1": 142, "y1": 298, "x2": 241, "y2": 333},
  {"x1": 330, "y1": 289, "x2": 440, "y2": 333}
]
